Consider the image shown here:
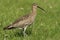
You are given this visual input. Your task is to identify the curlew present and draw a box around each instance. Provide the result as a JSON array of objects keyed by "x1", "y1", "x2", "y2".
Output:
[{"x1": 3, "y1": 3, "x2": 46, "y2": 36}]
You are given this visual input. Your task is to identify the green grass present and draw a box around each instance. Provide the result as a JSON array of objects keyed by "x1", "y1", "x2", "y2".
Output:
[{"x1": 0, "y1": 0, "x2": 60, "y2": 40}]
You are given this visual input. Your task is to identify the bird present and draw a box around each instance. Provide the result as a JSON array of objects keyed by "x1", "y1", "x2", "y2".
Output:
[{"x1": 3, "y1": 3, "x2": 46, "y2": 36}]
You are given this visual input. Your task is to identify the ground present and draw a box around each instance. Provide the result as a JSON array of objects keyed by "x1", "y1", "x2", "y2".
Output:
[{"x1": 0, "y1": 0, "x2": 60, "y2": 40}]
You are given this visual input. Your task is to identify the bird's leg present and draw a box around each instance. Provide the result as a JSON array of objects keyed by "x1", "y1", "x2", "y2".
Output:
[{"x1": 23, "y1": 26, "x2": 28, "y2": 36}]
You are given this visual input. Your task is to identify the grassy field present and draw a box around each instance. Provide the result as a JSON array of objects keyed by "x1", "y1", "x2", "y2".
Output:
[{"x1": 0, "y1": 0, "x2": 60, "y2": 40}]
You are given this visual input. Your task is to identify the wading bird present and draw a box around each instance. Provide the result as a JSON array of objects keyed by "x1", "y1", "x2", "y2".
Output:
[{"x1": 3, "y1": 3, "x2": 46, "y2": 36}]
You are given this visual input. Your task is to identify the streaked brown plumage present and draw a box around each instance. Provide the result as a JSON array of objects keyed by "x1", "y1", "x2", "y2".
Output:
[{"x1": 3, "y1": 3, "x2": 46, "y2": 36}]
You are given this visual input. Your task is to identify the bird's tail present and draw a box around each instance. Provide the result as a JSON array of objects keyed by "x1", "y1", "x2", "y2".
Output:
[{"x1": 3, "y1": 24, "x2": 15, "y2": 30}]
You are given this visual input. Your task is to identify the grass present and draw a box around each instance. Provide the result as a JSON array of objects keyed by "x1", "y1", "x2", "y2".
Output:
[{"x1": 0, "y1": 0, "x2": 60, "y2": 40}]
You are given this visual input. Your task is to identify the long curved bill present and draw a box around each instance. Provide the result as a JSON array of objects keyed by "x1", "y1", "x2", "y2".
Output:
[{"x1": 37, "y1": 6, "x2": 47, "y2": 13}]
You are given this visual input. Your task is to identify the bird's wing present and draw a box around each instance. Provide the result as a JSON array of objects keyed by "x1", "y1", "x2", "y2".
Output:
[
  {"x1": 3, "y1": 14, "x2": 30, "y2": 30},
  {"x1": 12, "y1": 14, "x2": 30, "y2": 24}
]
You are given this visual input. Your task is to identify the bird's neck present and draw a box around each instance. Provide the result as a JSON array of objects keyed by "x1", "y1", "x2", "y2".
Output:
[{"x1": 31, "y1": 8, "x2": 37, "y2": 16}]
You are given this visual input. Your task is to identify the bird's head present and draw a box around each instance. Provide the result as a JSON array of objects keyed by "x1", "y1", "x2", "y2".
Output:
[{"x1": 32, "y1": 3, "x2": 46, "y2": 13}]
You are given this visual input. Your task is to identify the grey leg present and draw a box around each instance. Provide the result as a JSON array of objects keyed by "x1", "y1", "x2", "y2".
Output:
[{"x1": 23, "y1": 26, "x2": 28, "y2": 36}]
